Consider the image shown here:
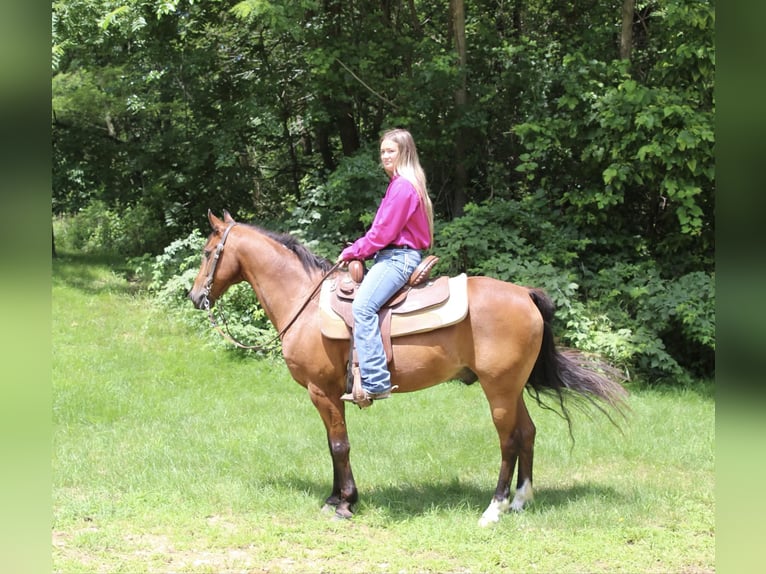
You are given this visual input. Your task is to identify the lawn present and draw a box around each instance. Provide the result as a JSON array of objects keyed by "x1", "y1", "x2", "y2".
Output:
[{"x1": 52, "y1": 254, "x2": 714, "y2": 573}]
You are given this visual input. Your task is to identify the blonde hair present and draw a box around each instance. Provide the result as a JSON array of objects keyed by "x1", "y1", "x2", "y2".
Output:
[{"x1": 380, "y1": 128, "x2": 434, "y2": 246}]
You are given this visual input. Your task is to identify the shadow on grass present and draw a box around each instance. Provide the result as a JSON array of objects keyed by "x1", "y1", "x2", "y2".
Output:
[
  {"x1": 268, "y1": 475, "x2": 622, "y2": 521},
  {"x1": 529, "y1": 483, "x2": 624, "y2": 511},
  {"x1": 53, "y1": 252, "x2": 142, "y2": 296}
]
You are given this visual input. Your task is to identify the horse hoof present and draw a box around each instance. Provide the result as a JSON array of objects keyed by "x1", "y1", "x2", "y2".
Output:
[
  {"x1": 333, "y1": 505, "x2": 354, "y2": 520},
  {"x1": 510, "y1": 479, "x2": 534, "y2": 512},
  {"x1": 479, "y1": 498, "x2": 509, "y2": 527}
]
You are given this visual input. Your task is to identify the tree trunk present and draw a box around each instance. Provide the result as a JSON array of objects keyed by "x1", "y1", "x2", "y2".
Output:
[
  {"x1": 316, "y1": 124, "x2": 336, "y2": 172},
  {"x1": 407, "y1": 0, "x2": 421, "y2": 35},
  {"x1": 620, "y1": 0, "x2": 635, "y2": 60},
  {"x1": 450, "y1": 0, "x2": 468, "y2": 218},
  {"x1": 324, "y1": 0, "x2": 360, "y2": 157},
  {"x1": 336, "y1": 99, "x2": 360, "y2": 157},
  {"x1": 279, "y1": 100, "x2": 302, "y2": 200},
  {"x1": 512, "y1": 0, "x2": 523, "y2": 38}
]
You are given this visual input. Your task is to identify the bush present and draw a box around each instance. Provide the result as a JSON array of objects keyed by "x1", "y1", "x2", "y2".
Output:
[
  {"x1": 292, "y1": 146, "x2": 386, "y2": 251},
  {"x1": 53, "y1": 201, "x2": 169, "y2": 257},
  {"x1": 586, "y1": 264, "x2": 714, "y2": 382},
  {"x1": 136, "y1": 230, "x2": 281, "y2": 357},
  {"x1": 54, "y1": 201, "x2": 120, "y2": 254},
  {"x1": 435, "y1": 198, "x2": 714, "y2": 384}
]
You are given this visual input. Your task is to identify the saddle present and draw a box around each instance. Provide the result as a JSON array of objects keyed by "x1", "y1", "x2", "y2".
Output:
[{"x1": 322, "y1": 255, "x2": 468, "y2": 362}]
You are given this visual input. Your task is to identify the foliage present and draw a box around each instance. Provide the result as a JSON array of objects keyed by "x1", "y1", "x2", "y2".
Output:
[
  {"x1": 133, "y1": 229, "x2": 280, "y2": 357},
  {"x1": 511, "y1": 2, "x2": 715, "y2": 275},
  {"x1": 435, "y1": 197, "x2": 714, "y2": 383},
  {"x1": 585, "y1": 263, "x2": 715, "y2": 381},
  {"x1": 54, "y1": 201, "x2": 167, "y2": 257},
  {"x1": 52, "y1": 0, "x2": 715, "y2": 384},
  {"x1": 292, "y1": 145, "x2": 386, "y2": 251},
  {"x1": 132, "y1": 228, "x2": 206, "y2": 295}
]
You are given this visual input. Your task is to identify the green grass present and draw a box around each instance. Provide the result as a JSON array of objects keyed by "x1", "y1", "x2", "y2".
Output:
[{"x1": 53, "y1": 253, "x2": 715, "y2": 573}]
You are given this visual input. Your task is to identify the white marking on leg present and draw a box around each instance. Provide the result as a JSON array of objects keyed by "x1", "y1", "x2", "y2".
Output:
[
  {"x1": 510, "y1": 478, "x2": 534, "y2": 511},
  {"x1": 478, "y1": 498, "x2": 510, "y2": 527}
]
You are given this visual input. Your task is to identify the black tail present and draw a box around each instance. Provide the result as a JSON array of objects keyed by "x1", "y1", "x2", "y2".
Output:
[{"x1": 526, "y1": 288, "x2": 629, "y2": 438}]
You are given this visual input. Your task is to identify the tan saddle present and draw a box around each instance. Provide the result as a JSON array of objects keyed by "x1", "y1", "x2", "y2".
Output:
[{"x1": 322, "y1": 255, "x2": 468, "y2": 362}]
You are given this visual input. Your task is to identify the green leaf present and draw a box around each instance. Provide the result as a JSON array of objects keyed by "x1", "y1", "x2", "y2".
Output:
[
  {"x1": 676, "y1": 130, "x2": 697, "y2": 150},
  {"x1": 99, "y1": 6, "x2": 130, "y2": 30},
  {"x1": 603, "y1": 166, "x2": 618, "y2": 184},
  {"x1": 637, "y1": 144, "x2": 657, "y2": 161}
]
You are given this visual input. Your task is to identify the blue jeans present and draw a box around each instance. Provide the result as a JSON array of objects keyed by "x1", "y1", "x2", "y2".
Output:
[{"x1": 352, "y1": 248, "x2": 421, "y2": 394}]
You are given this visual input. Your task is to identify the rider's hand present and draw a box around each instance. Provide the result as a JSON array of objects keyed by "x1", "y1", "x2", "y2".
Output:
[{"x1": 337, "y1": 242, "x2": 353, "y2": 265}]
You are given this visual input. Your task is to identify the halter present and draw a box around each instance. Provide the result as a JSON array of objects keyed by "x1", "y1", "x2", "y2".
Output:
[
  {"x1": 199, "y1": 221, "x2": 238, "y2": 312},
  {"x1": 201, "y1": 221, "x2": 343, "y2": 350}
]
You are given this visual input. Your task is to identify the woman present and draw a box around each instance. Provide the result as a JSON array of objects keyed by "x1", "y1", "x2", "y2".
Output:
[{"x1": 337, "y1": 128, "x2": 434, "y2": 406}]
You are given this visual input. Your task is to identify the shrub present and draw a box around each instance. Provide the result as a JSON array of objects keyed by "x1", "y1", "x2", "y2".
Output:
[
  {"x1": 145, "y1": 200, "x2": 715, "y2": 381},
  {"x1": 292, "y1": 147, "x2": 386, "y2": 250},
  {"x1": 53, "y1": 201, "x2": 169, "y2": 257},
  {"x1": 583, "y1": 262, "x2": 714, "y2": 383},
  {"x1": 137, "y1": 230, "x2": 280, "y2": 357},
  {"x1": 435, "y1": 198, "x2": 714, "y2": 384},
  {"x1": 54, "y1": 201, "x2": 121, "y2": 254}
]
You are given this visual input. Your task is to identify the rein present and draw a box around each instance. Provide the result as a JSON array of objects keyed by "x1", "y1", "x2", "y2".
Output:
[{"x1": 202, "y1": 222, "x2": 343, "y2": 350}]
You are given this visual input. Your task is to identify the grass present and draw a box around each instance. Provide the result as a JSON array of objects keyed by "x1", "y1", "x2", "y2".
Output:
[{"x1": 52, "y1": 253, "x2": 715, "y2": 573}]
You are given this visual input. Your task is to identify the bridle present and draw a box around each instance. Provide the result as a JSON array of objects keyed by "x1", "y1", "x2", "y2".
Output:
[
  {"x1": 201, "y1": 221, "x2": 343, "y2": 351},
  {"x1": 199, "y1": 221, "x2": 238, "y2": 313}
]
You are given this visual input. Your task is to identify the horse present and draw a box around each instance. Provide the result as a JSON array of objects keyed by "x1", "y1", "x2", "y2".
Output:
[{"x1": 188, "y1": 210, "x2": 628, "y2": 526}]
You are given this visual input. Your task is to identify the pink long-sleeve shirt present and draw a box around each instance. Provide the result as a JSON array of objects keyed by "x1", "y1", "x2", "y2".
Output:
[{"x1": 340, "y1": 175, "x2": 431, "y2": 261}]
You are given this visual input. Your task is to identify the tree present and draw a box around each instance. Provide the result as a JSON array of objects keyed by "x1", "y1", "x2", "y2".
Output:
[
  {"x1": 52, "y1": 0, "x2": 715, "y2": 381},
  {"x1": 449, "y1": 0, "x2": 468, "y2": 217},
  {"x1": 620, "y1": 0, "x2": 636, "y2": 60}
]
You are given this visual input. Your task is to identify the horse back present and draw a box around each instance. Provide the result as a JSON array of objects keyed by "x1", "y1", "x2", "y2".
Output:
[{"x1": 466, "y1": 276, "x2": 543, "y2": 328}]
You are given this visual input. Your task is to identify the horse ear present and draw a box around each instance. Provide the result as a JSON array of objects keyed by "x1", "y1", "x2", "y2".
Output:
[
  {"x1": 208, "y1": 209, "x2": 225, "y2": 231},
  {"x1": 223, "y1": 210, "x2": 235, "y2": 223}
]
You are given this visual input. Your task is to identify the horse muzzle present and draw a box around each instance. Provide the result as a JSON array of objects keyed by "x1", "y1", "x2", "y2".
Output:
[{"x1": 188, "y1": 288, "x2": 213, "y2": 310}]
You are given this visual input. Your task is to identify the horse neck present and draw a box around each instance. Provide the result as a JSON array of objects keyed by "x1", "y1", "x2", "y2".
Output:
[{"x1": 232, "y1": 228, "x2": 321, "y2": 333}]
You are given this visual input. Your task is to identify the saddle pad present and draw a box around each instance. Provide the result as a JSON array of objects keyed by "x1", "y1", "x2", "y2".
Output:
[{"x1": 319, "y1": 273, "x2": 468, "y2": 340}]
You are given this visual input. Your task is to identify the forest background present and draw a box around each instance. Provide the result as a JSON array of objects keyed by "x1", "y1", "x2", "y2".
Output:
[{"x1": 51, "y1": 0, "x2": 715, "y2": 385}]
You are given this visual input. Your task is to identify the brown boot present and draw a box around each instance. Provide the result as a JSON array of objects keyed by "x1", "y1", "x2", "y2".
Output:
[
  {"x1": 340, "y1": 384, "x2": 398, "y2": 408},
  {"x1": 340, "y1": 366, "x2": 373, "y2": 408}
]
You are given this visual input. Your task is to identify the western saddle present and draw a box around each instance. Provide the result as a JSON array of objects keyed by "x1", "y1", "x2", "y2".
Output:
[{"x1": 331, "y1": 254, "x2": 443, "y2": 400}]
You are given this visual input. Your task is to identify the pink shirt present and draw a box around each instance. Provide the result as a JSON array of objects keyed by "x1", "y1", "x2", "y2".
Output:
[{"x1": 340, "y1": 175, "x2": 431, "y2": 261}]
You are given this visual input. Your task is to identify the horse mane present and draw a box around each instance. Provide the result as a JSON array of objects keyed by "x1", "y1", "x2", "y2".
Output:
[{"x1": 245, "y1": 224, "x2": 333, "y2": 274}]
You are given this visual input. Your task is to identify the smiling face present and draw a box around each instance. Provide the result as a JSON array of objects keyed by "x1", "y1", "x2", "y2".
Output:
[{"x1": 379, "y1": 138, "x2": 400, "y2": 177}]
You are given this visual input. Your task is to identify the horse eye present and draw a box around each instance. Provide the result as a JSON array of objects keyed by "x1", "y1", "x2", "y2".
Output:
[{"x1": 203, "y1": 249, "x2": 211, "y2": 259}]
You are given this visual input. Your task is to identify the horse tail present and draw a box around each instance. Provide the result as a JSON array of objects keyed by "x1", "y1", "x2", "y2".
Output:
[{"x1": 525, "y1": 288, "x2": 629, "y2": 439}]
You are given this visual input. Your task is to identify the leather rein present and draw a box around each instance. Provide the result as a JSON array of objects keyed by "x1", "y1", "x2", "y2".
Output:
[{"x1": 200, "y1": 222, "x2": 342, "y2": 351}]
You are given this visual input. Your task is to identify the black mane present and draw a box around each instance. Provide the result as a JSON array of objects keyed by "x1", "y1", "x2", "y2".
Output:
[{"x1": 246, "y1": 224, "x2": 333, "y2": 274}]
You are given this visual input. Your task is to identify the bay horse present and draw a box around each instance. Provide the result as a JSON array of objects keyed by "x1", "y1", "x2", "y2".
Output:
[{"x1": 188, "y1": 210, "x2": 628, "y2": 526}]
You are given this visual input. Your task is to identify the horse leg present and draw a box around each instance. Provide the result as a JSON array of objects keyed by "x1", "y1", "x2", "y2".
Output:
[
  {"x1": 510, "y1": 396, "x2": 535, "y2": 511},
  {"x1": 307, "y1": 383, "x2": 358, "y2": 519},
  {"x1": 321, "y1": 435, "x2": 357, "y2": 519},
  {"x1": 478, "y1": 385, "x2": 525, "y2": 527}
]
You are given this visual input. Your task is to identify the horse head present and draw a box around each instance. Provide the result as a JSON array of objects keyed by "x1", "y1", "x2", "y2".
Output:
[{"x1": 188, "y1": 209, "x2": 242, "y2": 310}]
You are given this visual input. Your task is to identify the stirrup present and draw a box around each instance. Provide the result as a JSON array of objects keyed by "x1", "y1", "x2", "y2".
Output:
[
  {"x1": 340, "y1": 368, "x2": 398, "y2": 409},
  {"x1": 340, "y1": 366, "x2": 373, "y2": 408}
]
